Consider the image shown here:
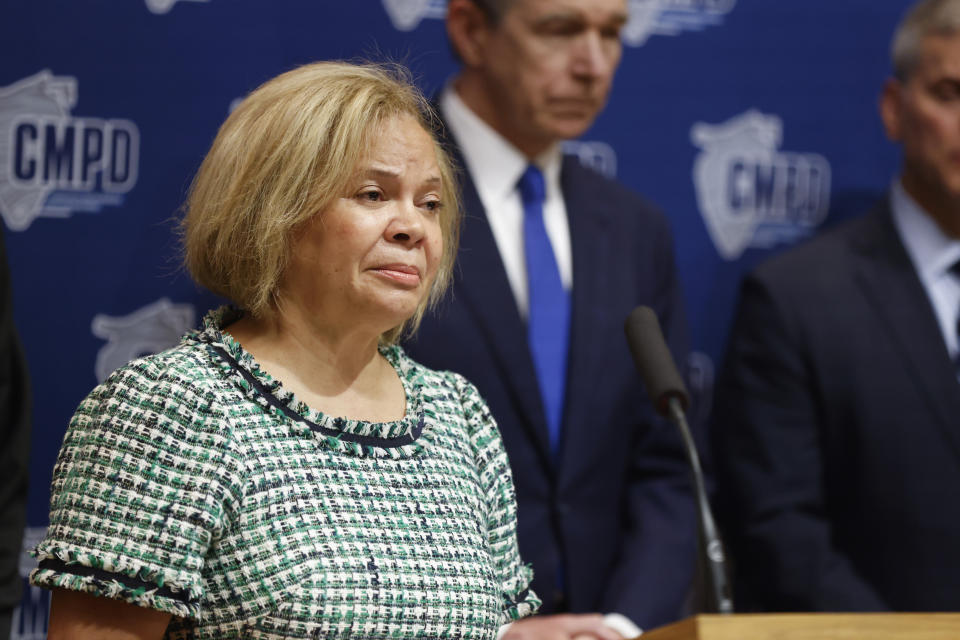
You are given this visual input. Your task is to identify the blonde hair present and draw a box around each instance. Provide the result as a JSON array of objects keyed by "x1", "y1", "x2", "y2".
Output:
[
  {"x1": 892, "y1": 0, "x2": 960, "y2": 80},
  {"x1": 182, "y1": 61, "x2": 460, "y2": 343}
]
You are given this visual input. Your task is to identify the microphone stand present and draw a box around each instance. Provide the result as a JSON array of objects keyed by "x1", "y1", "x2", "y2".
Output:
[
  {"x1": 666, "y1": 395, "x2": 734, "y2": 615},
  {"x1": 623, "y1": 305, "x2": 733, "y2": 615}
]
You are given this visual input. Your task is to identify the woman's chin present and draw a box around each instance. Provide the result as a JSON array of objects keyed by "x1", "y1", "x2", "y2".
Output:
[{"x1": 363, "y1": 295, "x2": 423, "y2": 333}]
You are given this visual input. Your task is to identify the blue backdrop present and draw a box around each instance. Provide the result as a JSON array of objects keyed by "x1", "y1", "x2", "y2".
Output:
[{"x1": 1, "y1": 1, "x2": 909, "y2": 637}]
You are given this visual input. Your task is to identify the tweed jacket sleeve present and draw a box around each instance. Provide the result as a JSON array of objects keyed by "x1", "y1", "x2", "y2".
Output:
[
  {"x1": 454, "y1": 373, "x2": 541, "y2": 623},
  {"x1": 30, "y1": 352, "x2": 247, "y2": 618}
]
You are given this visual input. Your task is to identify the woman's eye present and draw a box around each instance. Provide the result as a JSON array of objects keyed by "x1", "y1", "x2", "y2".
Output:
[
  {"x1": 424, "y1": 200, "x2": 443, "y2": 212},
  {"x1": 358, "y1": 190, "x2": 382, "y2": 202}
]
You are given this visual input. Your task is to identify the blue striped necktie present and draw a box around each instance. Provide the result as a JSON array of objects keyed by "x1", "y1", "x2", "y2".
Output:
[{"x1": 518, "y1": 165, "x2": 571, "y2": 455}]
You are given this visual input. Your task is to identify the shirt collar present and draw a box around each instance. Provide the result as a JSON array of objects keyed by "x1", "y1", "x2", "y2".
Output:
[
  {"x1": 890, "y1": 179, "x2": 960, "y2": 281},
  {"x1": 440, "y1": 83, "x2": 563, "y2": 202}
]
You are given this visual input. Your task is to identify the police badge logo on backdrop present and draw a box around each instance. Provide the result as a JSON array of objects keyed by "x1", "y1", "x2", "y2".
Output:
[
  {"x1": 691, "y1": 109, "x2": 832, "y2": 260},
  {"x1": 623, "y1": 0, "x2": 736, "y2": 46},
  {"x1": 92, "y1": 298, "x2": 196, "y2": 383},
  {"x1": 0, "y1": 71, "x2": 139, "y2": 231}
]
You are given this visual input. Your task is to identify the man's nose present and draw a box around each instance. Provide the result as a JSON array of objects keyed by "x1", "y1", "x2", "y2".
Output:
[{"x1": 571, "y1": 30, "x2": 617, "y2": 80}]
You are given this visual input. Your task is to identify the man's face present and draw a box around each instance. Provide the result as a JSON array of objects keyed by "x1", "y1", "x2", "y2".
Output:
[
  {"x1": 471, "y1": 0, "x2": 628, "y2": 156},
  {"x1": 882, "y1": 32, "x2": 960, "y2": 220}
]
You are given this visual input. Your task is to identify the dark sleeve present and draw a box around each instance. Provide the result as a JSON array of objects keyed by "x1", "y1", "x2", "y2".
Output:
[
  {"x1": 0, "y1": 227, "x2": 31, "y2": 617},
  {"x1": 602, "y1": 214, "x2": 698, "y2": 629},
  {"x1": 711, "y1": 272, "x2": 886, "y2": 611}
]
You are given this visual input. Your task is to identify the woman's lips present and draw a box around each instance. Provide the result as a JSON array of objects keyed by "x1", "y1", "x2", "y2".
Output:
[{"x1": 372, "y1": 264, "x2": 421, "y2": 286}]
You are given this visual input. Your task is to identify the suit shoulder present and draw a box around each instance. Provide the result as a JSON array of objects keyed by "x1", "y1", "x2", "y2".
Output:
[
  {"x1": 562, "y1": 156, "x2": 670, "y2": 229},
  {"x1": 563, "y1": 157, "x2": 658, "y2": 208},
  {"x1": 749, "y1": 212, "x2": 878, "y2": 292}
]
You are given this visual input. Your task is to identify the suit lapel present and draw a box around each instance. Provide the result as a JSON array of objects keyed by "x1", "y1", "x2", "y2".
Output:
[
  {"x1": 853, "y1": 201, "x2": 960, "y2": 459},
  {"x1": 447, "y1": 144, "x2": 554, "y2": 460},
  {"x1": 556, "y1": 158, "x2": 613, "y2": 475}
]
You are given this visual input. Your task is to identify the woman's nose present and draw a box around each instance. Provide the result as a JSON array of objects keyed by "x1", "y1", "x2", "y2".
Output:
[{"x1": 389, "y1": 202, "x2": 425, "y2": 244}]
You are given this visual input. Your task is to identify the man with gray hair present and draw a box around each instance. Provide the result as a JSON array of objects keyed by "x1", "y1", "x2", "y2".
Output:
[
  {"x1": 713, "y1": 0, "x2": 960, "y2": 611},
  {"x1": 407, "y1": 0, "x2": 698, "y2": 636}
]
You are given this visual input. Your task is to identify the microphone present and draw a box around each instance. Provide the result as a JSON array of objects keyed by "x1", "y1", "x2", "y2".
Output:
[{"x1": 624, "y1": 306, "x2": 734, "y2": 615}]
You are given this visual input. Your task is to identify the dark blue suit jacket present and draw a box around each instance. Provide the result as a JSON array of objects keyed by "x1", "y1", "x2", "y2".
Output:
[
  {"x1": 405, "y1": 125, "x2": 697, "y2": 629},
  {"x1": 713, "y1": 199, "x2": 960, "y2": 611}
]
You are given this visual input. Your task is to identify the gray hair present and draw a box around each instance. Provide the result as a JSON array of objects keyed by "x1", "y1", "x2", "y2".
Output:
[{"x1": 892, "y1": 0, "x2": 960, "y2": 80}]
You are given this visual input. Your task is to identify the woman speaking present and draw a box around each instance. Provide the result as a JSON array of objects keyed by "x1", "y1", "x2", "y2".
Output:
[{"x1": 31, "y1": 61, "x2": 539, "y2": 639}]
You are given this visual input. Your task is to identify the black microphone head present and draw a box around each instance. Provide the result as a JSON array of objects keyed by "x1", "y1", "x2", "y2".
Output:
[{"x1": 624, "y1": 306, "x2": 689, "y2": 416}]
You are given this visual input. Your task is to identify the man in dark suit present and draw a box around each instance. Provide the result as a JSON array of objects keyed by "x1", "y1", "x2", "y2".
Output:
[
  {"x1": 713, "y1": 0, "x2": 960, "y2": 612},
  {"x1": 0, "y1": 226, "x2": 30, "y2": 639},
  {"x1": 405, "y1": 0, "x2": 697, "y2": 637}
]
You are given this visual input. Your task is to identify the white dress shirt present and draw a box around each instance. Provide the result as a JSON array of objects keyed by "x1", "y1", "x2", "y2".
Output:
[
  {"x1": 890, "y1": 180, "x2": 960, "y2": 360},
  {"x1": 439, "y1": 85, "x2": 573, "y2": 319}
]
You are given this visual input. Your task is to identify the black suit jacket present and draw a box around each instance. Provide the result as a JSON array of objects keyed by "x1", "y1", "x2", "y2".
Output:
[
  {"x1": 713, "y1": 199, "x2": 960, "y2": 611},
  {"x1": 0, "y1": 226, "x2": 30, "y2": 636},
  {"x1": 405, "y1": 123, "x2": 697, "y2": 629}
]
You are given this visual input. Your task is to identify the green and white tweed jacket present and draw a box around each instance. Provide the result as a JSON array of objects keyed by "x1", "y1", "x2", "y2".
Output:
[{"x1": 31, "y1": 308, "x2": 539, "y2": 639}]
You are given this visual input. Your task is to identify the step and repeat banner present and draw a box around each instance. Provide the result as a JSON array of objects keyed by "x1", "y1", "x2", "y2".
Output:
[{"x1": 2, "y1": 1, "x2": 908, "y2": 636}]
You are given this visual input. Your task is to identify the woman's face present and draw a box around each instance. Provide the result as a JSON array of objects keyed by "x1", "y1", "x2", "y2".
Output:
[{"x1": 280, "y1": 114, "x2": 444, "y2": 335}]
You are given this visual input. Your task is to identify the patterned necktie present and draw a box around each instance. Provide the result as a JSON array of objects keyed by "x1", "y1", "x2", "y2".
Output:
[{"x1": 518, "y1": 165, "x2": 571, "y2": 455}]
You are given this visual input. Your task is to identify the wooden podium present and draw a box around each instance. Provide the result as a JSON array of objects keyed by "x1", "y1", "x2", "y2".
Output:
[{"x1": 640, "y1": 613, "x2": 960, "y2": 639}]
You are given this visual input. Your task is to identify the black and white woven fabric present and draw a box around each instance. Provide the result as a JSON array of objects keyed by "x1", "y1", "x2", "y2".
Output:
[{"x1": 31, "y1": 307, "x2": 539, "y2": 639}]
